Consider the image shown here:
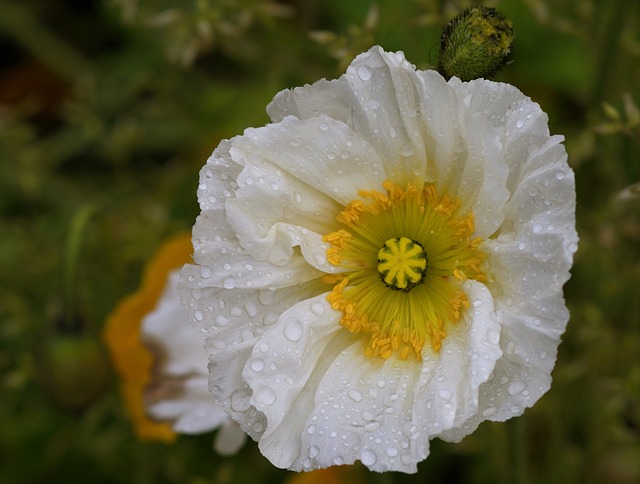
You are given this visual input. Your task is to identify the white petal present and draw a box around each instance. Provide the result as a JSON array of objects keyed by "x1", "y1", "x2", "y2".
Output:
[
  {"x1": 417, "y1": 73, "x2": 511, "y2": 237},
  {"x1": 269, "y1": 47, "x2": 431, "y2": 187},
  {"x1": 414, "y1": 281, "x2": 502, "y2": 443},
  {"x1": 230, "y1": 115, "x2": 386, "y2": 205},
  {"x1": 142, "y1": 271, "x2": 208, "y2": 375},
  {"x1": 147, "y1": 376, "x2": 229, "y2": 434},
  {"x1": 178, "y1": 271, "x2": 327, "y2": 441},
  {"x1": 197, "y1": 139, "x2": 243, "y2": 213},
  {"x1": 213, "y1": 420, "x2": 247, "y2": 455}
]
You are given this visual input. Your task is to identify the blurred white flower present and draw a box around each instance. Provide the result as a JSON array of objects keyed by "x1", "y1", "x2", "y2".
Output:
[
  {"x1": 104, "y1": 233, "x2": 245, "y2": 454},
  {"x1": 142, "y1": 270, "x2": 246, "y2": 455},
  {"x1": 180, "y1": 46, "x2": 577, "y2": 472}
]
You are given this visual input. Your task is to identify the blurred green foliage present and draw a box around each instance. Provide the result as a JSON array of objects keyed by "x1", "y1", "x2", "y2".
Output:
[{"x1": 0, "y1": 0, "x2": 638, "y2": 483}]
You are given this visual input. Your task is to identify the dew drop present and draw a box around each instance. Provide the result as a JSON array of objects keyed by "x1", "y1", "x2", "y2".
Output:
[
  {"x1": 250, "y1": 358, "x2": 265, "y2": 372},
  {"x1": 284, "y1": 319, "x2": 303, "y2": 342},
  {"x1": 365, "y1": 422, "x2": 380, "y2": 432},
  {"x1": 518, "y1": 242, "x2": 527, "y2": 251},
  {"x1": 399, "y1": 143, "x2": 415, "y2": 157},
  {"x1": 508, "y1": 380, "x2": 526, "y2": 395},
  {"x1": 223, "y1": 277, "x2": 236, "y2": 289},
  {"x1": 386, "y1": 447, "x2": 399, "y2": 458},
  {"x1": 486, "y1": 328, "x2": 500, "y2": 344},
  {"x1": 244, "y1": 301, "x2": 258, "y2": 317},
  {"x1": 348, "y1": 389, "x2": 362, "y2": 402},
  {"x1": 532, "y1": 224, "x2": 542, "y2": 234},
  {"x1": 253, "y1": 422, "x2": 264, "y2": 433},
  {"x1": 309, "y1": 445, "x2": 319, "y2": 458},
  {"x1": 223, "y1": 263, "x2": 232, "y2": 271},
  {"x1": 360, "y1": 449, "x2": 377, "y2": 466},
  {"x1": 215, "y1": 315, "x2": 230, "y2": 327},
  {"x1": 294, "y1": 191, "x2": 302, "y2": 203},
  {"x1": 310, "y1": 302, "x2": 326, "y2": 316},
  {"x1": 516, "y1": 120, "x2": 524, "y2": 128},
  {"x1": 472, "y1": 299, "x2": 484, "y2": 308},
  {"x1": 230, "y1": 390, "x2": 251, "y2": 411},
  {"x1": 255, "y1": 387, "x2": 276, "y2": 405},
  {"x1": 370, "y1": 98, "x2": 381, "y2": 110},
  {"x1": 319, "y1": 122, "x2": 329, "y2": 131},
  {"x1": 482, "y1": 406, "x2": 497, "y2": 417},
  {"x1": 556, "y1": 170, "x2": 566, "y2": 180},
  {"x1": 200, "y1": 267, "x2": 212, "y2": 279},
  {"x1": 307, "y1": 424, "x2": 316, "y2": 435},
  {"x1": 438, "y1": 389, "x2": 453, "y2": 401},
  {"x1": 357, "y1": 65, "x2": 372, "y2": 80}
]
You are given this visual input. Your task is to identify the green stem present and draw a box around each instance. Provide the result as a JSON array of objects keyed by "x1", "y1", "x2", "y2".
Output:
[{"x1": 64, "y1": 205, "x2": 96, "y2": 328}]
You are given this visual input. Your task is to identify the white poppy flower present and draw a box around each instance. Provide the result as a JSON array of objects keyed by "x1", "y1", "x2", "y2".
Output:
[{"x1": 179, "y1": 46, "x2": 577, "y2": 473}]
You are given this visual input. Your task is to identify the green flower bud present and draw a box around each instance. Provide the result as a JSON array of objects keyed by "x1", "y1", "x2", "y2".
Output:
[{"x1": 437, "y1": 6, "x2": 514, "y2": 81}]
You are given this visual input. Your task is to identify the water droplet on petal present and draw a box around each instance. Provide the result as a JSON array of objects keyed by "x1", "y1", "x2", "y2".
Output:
[
  {"x1": 516, "y1": 120, "x2": 524, "y2": 128},
  {"x1": 309, "y1": 445, "x2": 319, "y2": 458},
  {"x1": 508, "y1": 380, "x2": 526, "y2": 395},
  {"x1": 255, "y1": 387, "x2": 276, "y2": 405},
  {"x1": 310, "y1": 302, "x2": 325, "y2": 316},
  {"x1": 486, "y1": 328, "x2": 500, "y2": 344},
  {"x1": 230, "y1": 390, "x2": 251, "y2": 411},
  {"x1": 556, "y1": 171, "x2": 566, "y2": 180},
  {"x1": 284, "y1": 318, "x2": 303, "y2": 342},
  {"x1": 250, "y1": 358, "x2": 265, "y2": 372},
  {"x1": 320, "y1": 122, "x2": 329, "y2": 131},
  {"x1": 357, "y1": 65, "x2": 372, "y2": 80},
  {"x1": 307, "y1": 424, "x2": 316, "y2": 435},
  {"x1": 472, "y1": 299, "x2": 484, "y2": 308},
  {"x1": 386, "y1": 447, "x2": 398, "y2": 457},
  {"x1": 482, "y1": 406, "x2": 497, "y2": 417},
  {"x1": 399, "y1": 143, "x2": 415, "y2": 157},
  {"x1": 532, "y1": 224, "x2": 542, "y2": 234},
  {"x1": 244, "y1": 301, "x2": 258, "y2": 317},
  {"x1": 194, "y1": 310, "x2": 203, "y2": 321},
  {"x1": 438, "y1": 389, "x2": 453, "y2": 401},
  {"x1": 215, "y1": 315, "x2": 230, "y2": 327},
  {"x1": 360, "y1": 449, "x2": 377, "y2": 466},
  {"x1": 348, "y1": 389, "x2": 362, "y2": 402}
]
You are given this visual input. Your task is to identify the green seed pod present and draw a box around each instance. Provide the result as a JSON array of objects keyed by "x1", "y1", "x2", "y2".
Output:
[{"x1": 437, "y1": 6, "x2": 514, "y2": 81}]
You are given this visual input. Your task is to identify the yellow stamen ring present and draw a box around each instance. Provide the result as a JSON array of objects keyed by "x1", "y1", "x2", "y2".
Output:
[
  {"x1": 378, "y1": 237, "x2": 428, "y2": 292},
  {"x1": 322, "y1": 181, "x2": 487, "y2": 360}
]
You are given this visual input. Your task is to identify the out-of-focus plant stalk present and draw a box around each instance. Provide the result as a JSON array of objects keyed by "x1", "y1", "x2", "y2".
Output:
[{"x1": 63, "y1": 205, "x2": 95, "y2": 328}]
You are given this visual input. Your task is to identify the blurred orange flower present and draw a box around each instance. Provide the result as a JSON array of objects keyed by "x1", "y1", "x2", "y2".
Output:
[{"x1": 103, "y1": 233, "x2": 192, "y2": 442}]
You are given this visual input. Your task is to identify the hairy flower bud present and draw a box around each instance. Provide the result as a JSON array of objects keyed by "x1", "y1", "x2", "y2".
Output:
[{"x1": 437, "y1": 6, "x2": 514, "y2": 81}]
